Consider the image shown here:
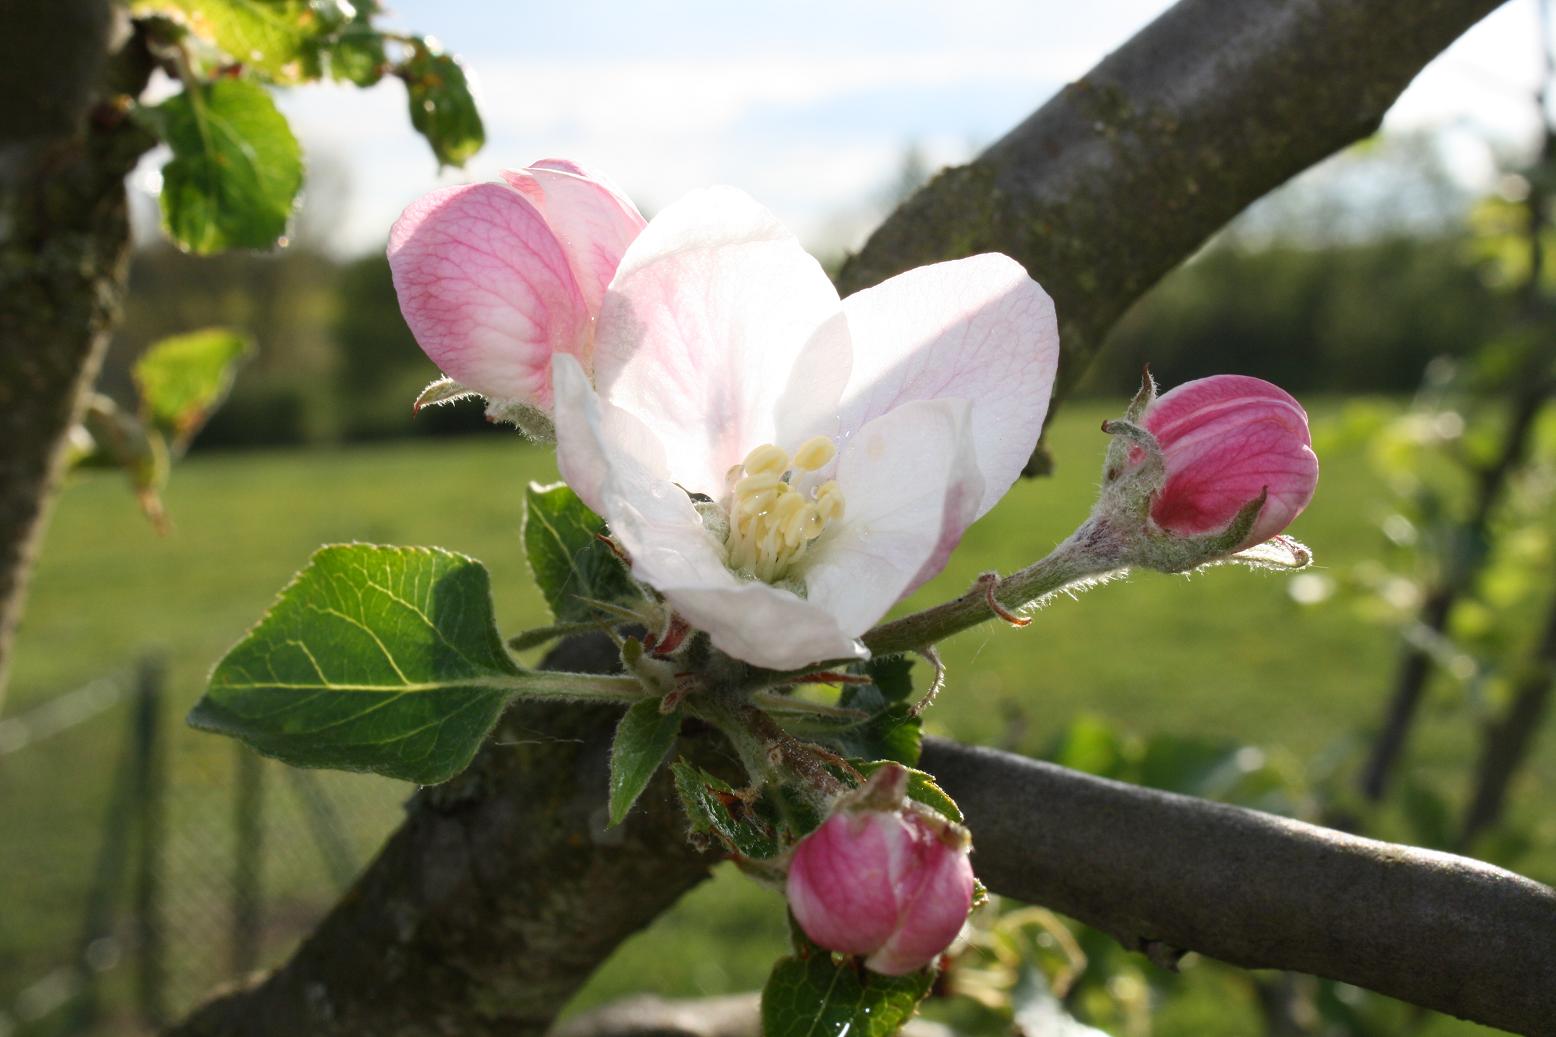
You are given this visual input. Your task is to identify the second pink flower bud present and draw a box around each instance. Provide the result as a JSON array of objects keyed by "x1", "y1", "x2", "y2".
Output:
[
  {"x1": 1142, "y1": 374, "x2": 1319, "y2": 549},
  {"x1": 785, "y1": 767, "x2": 974, "y2": 976}
]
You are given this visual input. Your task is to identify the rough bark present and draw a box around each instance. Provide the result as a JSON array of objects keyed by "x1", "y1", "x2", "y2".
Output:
[
  {"x1": 167, "y1": 636, "x2": 719, "y2": 1037},
  {"x1": 920, "y1": 739, "x2": 1556, "y2": 1037},
  {"x1": 835, "y1": 0, "x2": 1509, "y2": 440},
  {"x1": 0, "y1": 2, "x2": 155, "y2": 708}
]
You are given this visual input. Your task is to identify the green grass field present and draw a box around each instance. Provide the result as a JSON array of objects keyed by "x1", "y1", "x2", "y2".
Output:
[{"x1": 2, "y1": 400, "x2": 1543, "y2": 1034}]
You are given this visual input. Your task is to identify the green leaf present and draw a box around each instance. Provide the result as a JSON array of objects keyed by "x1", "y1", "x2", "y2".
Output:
[
  {"x1": 864, "y1": 655, "x2": 915, "y2": 703},
  {"x1": 671, "y1": 759, "x2": 780, "y2": 860},
  {"x1": 134, "y1": 327, "x2": 253, "y2": 452},
  {"x1": 523, "y1": 482, "x2": 640, "y2": 624},
  {"x1": 608, "y1": 699, "x2": 681, "y2": 826},
  {"x1": 132, "y1": 0, "x2": 330, "y2": 83},
  {"x1": 138, "y1": 78, "x2": 303, "y2": 253},
  {"x1": 400, "y1": 41, "x2": 484, "y2": 166},
  {"x1": 302, "y1": 14, "x2": 387, "y2": 86},
  {"x1": 762, "y1": 925, "x2": 935, "y2": 1037},
  {"x1": 854, "y1": 761, "x2": 962, "y2": 823},
  {"x1": 190, "y1": 544, "x2": 520, "y2": 784}
]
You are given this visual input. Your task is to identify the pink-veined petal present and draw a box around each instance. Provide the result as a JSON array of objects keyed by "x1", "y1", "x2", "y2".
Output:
[
  {"x1": 801, "y1": 399, "x2": 983, "y2": 635},
  {"x1": 389, "y1": 182, "x2": 589, "y2": 409},
  {"x1": 837, "y1": 254, "x2": 1058, "y2": 518},
  {"x1": 591, "y1": 186, "x2": 847, "y2": 495},
  {"x1": 1144, "y1": 375, "x2": 1319, "y2": 545},
  {"x1": 501, "y1": 160, "x2": 646, "y2": 318}
]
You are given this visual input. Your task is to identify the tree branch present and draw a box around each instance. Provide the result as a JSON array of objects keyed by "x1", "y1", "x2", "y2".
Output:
[
  {"x1": 0, "y1": 3, "x2": 155, "y2": 708},
  {"x1": 836, "y1": 0, "x2": 1508, "y2": 456},
  {"x1": 920, "y1": 738, "x2": 1556, "y2": 1036}
]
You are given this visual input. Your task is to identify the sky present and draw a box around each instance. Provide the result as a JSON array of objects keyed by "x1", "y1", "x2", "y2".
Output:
[{"x1": 136, "y1": 0, "x2": 1556, "y2": 256}]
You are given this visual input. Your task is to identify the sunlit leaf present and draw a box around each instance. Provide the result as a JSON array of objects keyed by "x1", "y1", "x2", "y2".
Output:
[{"x1": 190, "y1": 544, "x2": 519, "y2": 783}]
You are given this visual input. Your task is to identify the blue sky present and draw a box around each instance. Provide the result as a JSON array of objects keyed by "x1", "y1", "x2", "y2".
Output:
[{"x1": 169, "y1": 0, "x2": 1553, "y2": 254}]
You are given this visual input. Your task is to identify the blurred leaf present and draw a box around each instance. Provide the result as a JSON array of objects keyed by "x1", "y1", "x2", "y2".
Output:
[
  {"x1": 302, "y1": 11, "x2": 387, "y2": 85},
  {"x1": 1398, "y1": 778, "x2": 1454, "y2": 850},
  {"x1": 79, "y1": 393, "x2": 171, "y2": 532},
  {"x1": 399, "y1": 40, "x2": 484, "y2": 166},
  {"x1": 671, "y1": 759, "x2": 779, "y2": 860},
  {"x1": 864, "y1": 655, "x2": 915, "y2": 703},
  {"x1": 608, "y1": 699, "x2": 681, "y2": 826},
  {"x1": 1047, "y1": 715, "x2": 1133, "y2": 780},
  {"x1": 137, "y1": 78, "x2": 302, "y2": 253},
  {"x1": 132, "y1": 0, "x2": 333, "y2": 82},
  {"x1": 855, "y1": 760, "x2": 962, "y2": 822},
  {"x1": 133, "y1": 327, "x2": 253, "y2": 452},
  {"x1": 523, "y1": 482, "x2": 640, "y2": 624},
  {"x1": 190, "y1": 544, "x2": 518, "y2": 784},
  {"x1": 762, "y1": 923, "x2": 935, "y2": 1037}
]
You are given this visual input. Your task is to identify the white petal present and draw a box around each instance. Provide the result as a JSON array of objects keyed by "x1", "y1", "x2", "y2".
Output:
[
  {"x1": 590, "y1": 187, "x2": 847, "y2": 495},
  {"x1": 554, "y1": 359, "x2": 864, "y2": 671},
  {"x1": 838, "y1": 254, "x2": 1058, "y2": 518},
  {"x1": 801, "y1": 399, "x2": 983, "y2": 635}
]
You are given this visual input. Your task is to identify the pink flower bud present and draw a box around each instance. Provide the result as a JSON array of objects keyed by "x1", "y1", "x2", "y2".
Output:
[
  {"x1": 1142, "y1": 374, "x2": 1319, "y2": 548},
  {"x1": 786, "y1": 784, "x2": 974, "y2": 976},
  {"x1": 388, "y1": 160, "x2": 645, "y2": 411}
]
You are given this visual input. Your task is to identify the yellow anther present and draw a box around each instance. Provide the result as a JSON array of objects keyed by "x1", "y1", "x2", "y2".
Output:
[
  {"x1": 742, "y1": 443, "x2": 790, "y2": 477},
  {"x1": 814, "y1": 481, "x2": 844, "y2": 523},
  {"x1": 735, "y1": 471, "x2": 782, "y2": 498},
  {"x1": 722, "y1": 441, "x2": 846, "y2": 582},
  {"x1": 792, "y1": 436, "x2": 837, "y2": 472}
]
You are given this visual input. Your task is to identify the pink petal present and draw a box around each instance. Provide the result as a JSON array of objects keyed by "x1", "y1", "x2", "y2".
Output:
[
  {"x1": 590, "y1": 186, "x2": 847, "y2": 495},
  {"x1": 837, "y1": 254, "x2": 1059, "y2": 519},
  {"x1": 389, "y1": 182, "x2": 590, "y2": 409},
  {"x1": 787, "y1": 811, "x2": 902, "y2": 956},
  {"x1": 864, "y1": 821, "x2": 974, "y2": 975},
  {"x1": 501, "y1": 160, "x2": 646, "y2": 318},
  {"x1": 1144, "y1": 375, "x2": 1319, "y2": 546}
]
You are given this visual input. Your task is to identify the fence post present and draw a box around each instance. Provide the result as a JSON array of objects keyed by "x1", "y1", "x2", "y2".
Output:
[
  {"x1": 131, "y1": 654, "x2": 168, "y2": 1027},
  {"x1": 231, "y1": 745, "x2": 264, "y2": 977}
]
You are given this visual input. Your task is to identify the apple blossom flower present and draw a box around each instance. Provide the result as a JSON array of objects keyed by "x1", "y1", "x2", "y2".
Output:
[
  {"x1": 553, "y1": 186, "x2": 1059, "y2": 670},
  {"x1": 786, "y1": 765, "x2": 974, "y2": 975},
  {"x1": 387, "y1": 159, "x2": 646, "y2": 412},
  {"x1": 1142, "y1": 374, "x2": 1319, "y2": 549}
]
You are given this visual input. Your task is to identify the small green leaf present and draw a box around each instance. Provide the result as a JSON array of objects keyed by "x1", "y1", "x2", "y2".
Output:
[
  {"x1": 134, "y1": 327, "x2": 253, "y2": 452},
  {"x1": 132, "y1": 0, "x2": 329, "y2": 82},
  {"x1": 399, "y1": 41, "x2": 484, "y2": 166},
  {"x1": 864, "y1": 655, "x2": 915, "y2": 703},
  {"x1": 762, "y1": 924, "x2": 935, "y2": 1037},
  {"x1": 855, "y1": 761, "x2": 962, "y2": 823},
  {"x1": 302, "y1": 17, "x2": 387, "y2": 85},
  {"x1": 138, "y1": 78, "x2": 303, "y2": 253},
  {"x1": 671, "y1": 759, "x2": 780, "y2": 860},
  {"x1": 190, "y1": 544, "x2": 519, "y2": 784},
  {"x1": 608, "y1": 699, "x2": 681, "y2": 826},
  {"x1": 523, "y1": 482, "x2": 640, "y2": 623}
]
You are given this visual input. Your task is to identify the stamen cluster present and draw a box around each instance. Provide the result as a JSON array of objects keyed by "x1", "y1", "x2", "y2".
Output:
[{"x1": 724, "y1": 437, "x2": 844, "y2": 582}]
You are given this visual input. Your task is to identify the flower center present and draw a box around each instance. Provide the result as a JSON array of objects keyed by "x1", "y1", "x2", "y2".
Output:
[{"x1": 723, "y1": 436, "x2": 845, "y2": 583}]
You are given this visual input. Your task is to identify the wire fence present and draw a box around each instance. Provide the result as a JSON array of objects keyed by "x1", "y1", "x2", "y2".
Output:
[{"x1": 0, "y1": 659, "x2": 410, "y2": 1036}]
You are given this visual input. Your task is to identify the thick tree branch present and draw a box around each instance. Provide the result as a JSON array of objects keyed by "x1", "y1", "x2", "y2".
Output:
[
  {"x1": 920, "y1": 739, "x2": 1556, "y2": 1037},
  {"x1": 836, "y1": 0, "x2": 1508, "y2": 448},
  {"x1": 0, "y1": 3, "x2": 155, "y2": 708}
]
